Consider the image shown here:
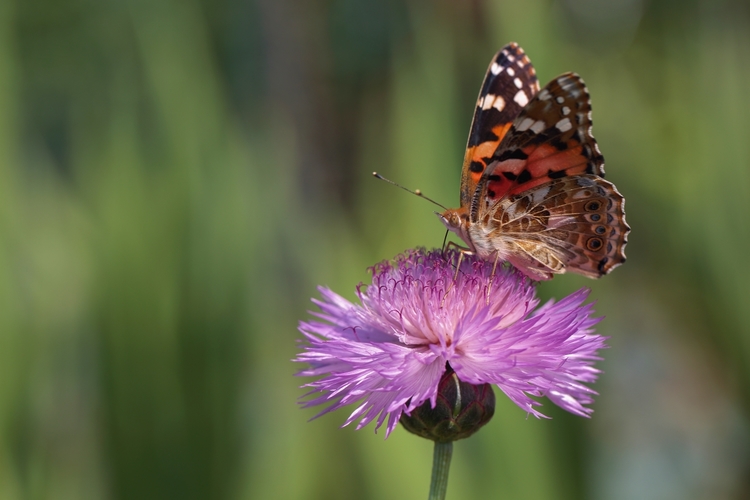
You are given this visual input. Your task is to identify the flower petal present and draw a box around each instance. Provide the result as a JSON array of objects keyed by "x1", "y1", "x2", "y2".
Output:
[{"x1": 295, "y1": 248, "x2": 608, "y2": 434}]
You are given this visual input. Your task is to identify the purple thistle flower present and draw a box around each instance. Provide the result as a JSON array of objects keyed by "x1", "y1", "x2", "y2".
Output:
[{"x1": 295, "y1": 248, "x2": 607, "y2": 437}]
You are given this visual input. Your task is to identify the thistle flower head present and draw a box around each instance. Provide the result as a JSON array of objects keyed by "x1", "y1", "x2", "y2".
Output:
[{"x1": 295, "y1": 248, "x2": 607, "y2": 437}]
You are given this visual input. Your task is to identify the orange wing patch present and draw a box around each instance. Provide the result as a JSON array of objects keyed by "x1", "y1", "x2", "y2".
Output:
[
  {"x1": 481, "y1": 142, "x2": 594, "y2": 201},
  {"x1": 463, "y1": 122, "x2": 513, "y2": 185},
  {"x1": 508, "y1": 144, "x2": 591, "y2": 195}
]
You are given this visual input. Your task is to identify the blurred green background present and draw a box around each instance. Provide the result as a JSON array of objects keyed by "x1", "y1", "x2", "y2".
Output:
[{"x1": 1, "y1": 0, "x2": 750, "y2": 498}]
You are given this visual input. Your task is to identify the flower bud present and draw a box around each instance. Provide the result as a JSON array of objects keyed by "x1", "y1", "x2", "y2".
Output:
[{"x1": 400, "y1": 365, "x2": 495, "y2": 442}]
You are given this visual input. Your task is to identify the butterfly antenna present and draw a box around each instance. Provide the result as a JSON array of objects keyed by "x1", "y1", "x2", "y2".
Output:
[{"x1": 372, "y1": 172, "x2": 447, "y2": 210}]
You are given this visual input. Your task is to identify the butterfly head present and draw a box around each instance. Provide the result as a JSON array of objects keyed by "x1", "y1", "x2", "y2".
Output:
[{"x1": 437, "y1": 208, "x2": 474, "y2": 251}]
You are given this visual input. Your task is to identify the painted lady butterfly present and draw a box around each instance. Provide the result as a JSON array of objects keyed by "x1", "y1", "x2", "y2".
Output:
[{"x1": 439, "y1": 43, "x2": 629, "y2": 280}]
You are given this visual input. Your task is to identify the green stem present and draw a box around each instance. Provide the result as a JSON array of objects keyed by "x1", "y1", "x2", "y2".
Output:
[{"x1": 428, "y1": 441, "x2": 453, "y2": 500}]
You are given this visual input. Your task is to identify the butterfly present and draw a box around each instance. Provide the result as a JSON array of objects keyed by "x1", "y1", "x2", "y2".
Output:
[{"x1": 439, "y1": 43, "x2": 629, "y2": 280}]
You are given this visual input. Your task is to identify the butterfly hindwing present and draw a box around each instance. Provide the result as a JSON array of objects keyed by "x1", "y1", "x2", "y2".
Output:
[
  {"x1": 482, "y1": 175, "x2": 628, "y2": 279},
  {"x1": 459, "y1": 43, "x2": 540, "y2": 207}
]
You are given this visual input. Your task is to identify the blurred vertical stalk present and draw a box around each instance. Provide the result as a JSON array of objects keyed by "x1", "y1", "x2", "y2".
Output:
[
  {"x1": 0, "y1": 1, "x2": 23, "y2": 497},
  {"x1": 91, "y1": 0, "x2": 252, "y2": 498}
]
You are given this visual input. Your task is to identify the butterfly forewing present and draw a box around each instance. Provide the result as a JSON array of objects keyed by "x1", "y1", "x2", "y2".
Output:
[
  {"x1": 473, "y1": 73, "x2": 605, "y2": 214},
  {"x1": 459, "y1": 43, "x2": 540, "y2": 207}
]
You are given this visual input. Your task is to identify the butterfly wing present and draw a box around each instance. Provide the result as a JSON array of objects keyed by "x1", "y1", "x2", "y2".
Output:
[
  {"x1": 477, "y1": 175, "x2": 628, "y2": 280},
  {"x1": 470, "y1": 73, "x2": 629, "y2": 279},
  {"x1": 459, "y1": 43, "x2": 540, "y2": 208},
  {"x1": 472, "y1": 73, "x2": 604, "y2": 212}
]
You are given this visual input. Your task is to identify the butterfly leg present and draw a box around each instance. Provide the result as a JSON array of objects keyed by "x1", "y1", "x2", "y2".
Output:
[
  {"x1": 486, "y1": 251, "x2": 502, "y2": 305},
  {"x1": 443, "y1": 241, "x2": 471, "y2": 281},
  {"x1": 440, "y1": 242, "x2": 473, "y2": 307}
]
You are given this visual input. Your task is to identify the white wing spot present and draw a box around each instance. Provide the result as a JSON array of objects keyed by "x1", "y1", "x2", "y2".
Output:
[
  {"x1": 480, "y1": 94, "x2": 507, "y2": 112},
  {"x1": 562, "y1": 106, "x2": 571, "y2": 116},
  {"x1": 587, "y1": 110, "x2": 593, "y2": 121},
  {"x1": 538, "y1": 89, "x2": 551, "y2": 101},
  {"x1": 517, "y1": 117, "x2": 535, "y2": 131},
  {"x1": 594, "y1": 143, "x2": 602, "y2": 154},
  {"x1": 556, "y1": 96, "x2": 565, "y2": 104},
  {"x1": 516, "y1": 60, "x2": 524, "y2": 68},
  {"x1": 507, "y1": 67, "x2": 515, "y2": 77},
  {"x1": 491, "y1": 62, "x2": 502, "y2": 75},
  {"x1": 555, "y1": 118, "x2": 573, "y2": 132},
  {"x1": 588, "y1": 125, "x2": 594, "y2": 136},
  {"x1": 514, "y1": 78, "x2": 523, "y2": 88},
  {"x1": 514, "y1": 90, "x2": 529, "y2": 106},
  {"x1": 530, "y1": 120, "x2": 546, "y2": 134},
  {"x1": 507, "y1": 54, "x2": 515, "y2": 62},
  {"x1": 493, "y1": 96, "x2": 506, "y2": 112}
]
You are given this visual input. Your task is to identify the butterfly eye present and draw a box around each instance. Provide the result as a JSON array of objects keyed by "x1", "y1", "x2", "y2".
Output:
[{"x1": 441, "y1": 211, "x2": 462, "y2": 228}]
